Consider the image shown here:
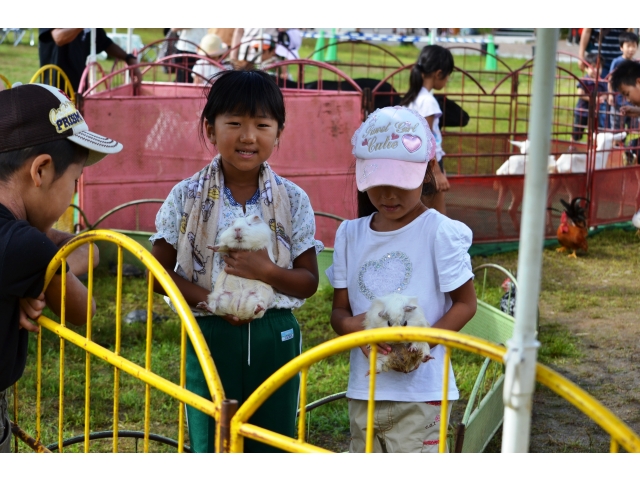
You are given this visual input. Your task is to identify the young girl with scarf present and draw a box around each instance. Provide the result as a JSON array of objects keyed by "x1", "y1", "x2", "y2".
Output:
[{"x1": 150, "y1": 70, "x2": 322, "y2": 452}]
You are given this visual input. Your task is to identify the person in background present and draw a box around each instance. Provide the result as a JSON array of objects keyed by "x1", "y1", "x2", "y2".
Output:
[
  {"x1": 608, "y1": 31, "x2": 639, "y2": 131},
  {"x1": 275, "y1": 28, "x2": 302, "y2": 60},
  {"x1": 38, "y1": 28, "x2": 141, "y2": 92},
  {"x1": 171, "y1": 28, "x2": 208, "y2": 83},
  {"x1": 579, "y1": 28, "x2": 629, "y2": 77},
  {"x1": 573, "y1": 52, "x2": 608, "y2": 141},
  {"x1": 401, "y1": 45, "x2": 454, "y2": 216},
  {"x1": 192, "y1": 34, "x2": 228, "y2": 85},
  {"x1": 230, "y1": 28, "x2": 279, "y2": 61}
]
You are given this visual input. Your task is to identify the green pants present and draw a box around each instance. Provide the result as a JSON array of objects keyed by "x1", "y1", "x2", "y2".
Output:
[{"x1": 186, "y1": 309, "x2": 301, "y2": 453}]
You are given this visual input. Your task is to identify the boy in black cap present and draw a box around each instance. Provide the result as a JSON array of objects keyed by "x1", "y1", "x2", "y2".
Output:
[{"x1": 0, "y1": 83, "x2": 122, "y2": 452}]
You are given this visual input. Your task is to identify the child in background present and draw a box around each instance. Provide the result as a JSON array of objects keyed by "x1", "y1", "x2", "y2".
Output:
[
  {"x1": 401, "y1": 45, "x2": 454, "y2": 216},
  {"x1": 611, "y1": 60, "x2": 640, "y2": 163},
  {"x1": 327, "y1": 106, "x2": 477, "y2": 453},
  {"x1": 608, "y1": 31, "x2": 639, "y2": 131},
  {"x1": 150, "y1": 70, "x2": 322, "y2": 453},
  {"x1": 192, "y1": 33, "x2": 228, "y2": 85},
  {"x1": 0, "y1": 84, "x2": 118, "y2": 452},
  {"x1": 573, "y1": 52, "x2": 608, "y2": 141}
]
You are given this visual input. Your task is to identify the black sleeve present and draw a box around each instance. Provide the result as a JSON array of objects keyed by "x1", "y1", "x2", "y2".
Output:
[
  {"x1": 96, "y1": 28, "x2": 114, "y2": 53},
  {"x1": 1, "y1": 222, "x2": 61, "y2": 299},
  {"x1": 39, "y1": 28, "x2": 54, "y2": 43}
]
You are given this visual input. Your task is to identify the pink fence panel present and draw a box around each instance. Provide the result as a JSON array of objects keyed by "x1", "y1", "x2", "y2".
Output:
[
  {"x1": 79, "y1": 88, "x2": 210, "y2": 232},
  {"x1": 270, "y1": 90, "x2": 361, "y2": 247},
  {"x1": 447, "y1": 172, "x2": 587, "y2": 243},
  {"x1": 590, "y1": 165, "x2": 640, "y2": 225}
]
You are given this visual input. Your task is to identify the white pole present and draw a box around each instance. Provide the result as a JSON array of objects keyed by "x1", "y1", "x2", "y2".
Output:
[
  {"x1": 501, "y1": 28, "x2": 558, "y2": 453},
  {"x1": 89, "y1": 28, "x2": 97, "y2": 89},
  {"x1": 429, "y1": 28, "x2": 436, "y2": 45},
  {"x1": 126, "y1": 28, "x2": 132, "y2": 84}
]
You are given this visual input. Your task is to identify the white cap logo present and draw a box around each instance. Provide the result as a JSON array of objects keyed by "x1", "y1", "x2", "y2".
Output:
[{"x1": 49, "y1": 100, "x2": 86, "y2": 133}]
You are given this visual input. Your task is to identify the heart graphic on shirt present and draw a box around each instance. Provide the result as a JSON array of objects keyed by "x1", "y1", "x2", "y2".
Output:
[
  {"x1": 362, "y1": 138, "x2": 369, "y2": 146},
  {"x1": 391, "y1": 133, "x2": 399, "y2": 140},
  {"x1": 358, "y1": 251, "x2": 413, "y2": 300},
  {"x1": 402, "y1": 134, "x2": 422, "y2": 153}
]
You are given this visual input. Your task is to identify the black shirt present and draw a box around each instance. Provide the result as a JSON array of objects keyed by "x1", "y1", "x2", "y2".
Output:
[
  {"x1": 0, "y1": 204, "x2": 59, "y2": 391},
  {"x1": 38, "y1": 28, "x2": 114, "y2": 92}
]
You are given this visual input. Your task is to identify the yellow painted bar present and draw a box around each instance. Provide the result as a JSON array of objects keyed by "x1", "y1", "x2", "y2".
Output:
[
  {"x1": 365, "y1": 347, "x2": 377, "y2": 453},
  {"x1": 611, "y1": 438, "x2": 619, "y2": 453},
  {"x1": 58, "y1": 258, "x2": 66, "y2": 452},
  {"x1": 29, "y1": 65, "x2": 76, "y2": 102},
  {"x1": 84, "y1": 242, "x2": 94, "y2": 453},
  {"x1": 178, "y1": 322, "x2": 187, "y2": 453},
  {"x1": 0, "y1": 73, "x2": 12, "y2": 88},
  {"x1": 113, "y1": 246, "x2": 123, "y2": 453},
  {"x1": 144, "y1": 274, "x2": 154, "y2": 453},
  {"x1": 231, "y1": 327, "x2": 640, "y2": 454},
  {"x1": 297, "y1": 368, "x2": 308, "y2": 442},
  {"x1": 36, "y1": 327, "x2": 42, "y2": 443},
  {"x1": 237, "y1": 424, "x2": 331, "y2": 453},
  {"x1": 37, "y1": 316, "x2": 219, "y2": 417},
  {"x1": 534, "y1": 363, "x2": 640, "y2": 453},
  {"x1": 438, "y1": 346, "x2": 451, "y2": 453},
  {"x1": 42, "y1": 230, "x2": 224, "y2": 410}
]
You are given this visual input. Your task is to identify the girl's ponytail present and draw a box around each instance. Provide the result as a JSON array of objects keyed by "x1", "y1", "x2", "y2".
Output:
[
  {"x1": 401, "y1": 45, "x2": 454, "y2": 107},
  {"x1": 401, "y1": 64, "x2": 425, "y2": 107}
]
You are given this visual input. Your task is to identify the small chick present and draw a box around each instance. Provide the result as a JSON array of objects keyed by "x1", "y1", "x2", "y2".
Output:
[
  {"x1": 363, "y1": 293, "x2": 432, "y2": 374},
  {"x1": 198, "y1": 215, "x2": 275, "y2": 320}
]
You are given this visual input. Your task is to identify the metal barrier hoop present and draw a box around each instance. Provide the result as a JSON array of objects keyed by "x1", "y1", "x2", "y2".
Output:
[{"x1": 229, "y1": 327, "x2": 640, "y2": 453}]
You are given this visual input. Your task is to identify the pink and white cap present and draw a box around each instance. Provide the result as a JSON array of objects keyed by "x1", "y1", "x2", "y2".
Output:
[{"x1": 352, "y1": 106, "x2": 436, "y2": 191}]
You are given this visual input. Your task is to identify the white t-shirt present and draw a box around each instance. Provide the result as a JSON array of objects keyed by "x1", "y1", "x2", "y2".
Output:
[
  {"x1": 151, "y1": 170, "x2": 324, "y2": 313},
  {"x1": 326, "y1": 209, "x2": 473, "y2": 402},
  {"x1": 191, "y1": 59, "x2": 223, "y2": 82},
  {"x1": 408, "y1": 87, "x2": 444, "y2": 162},
  {"x1": 176, "y1": 29, "x2": 208, "y2": 53}
]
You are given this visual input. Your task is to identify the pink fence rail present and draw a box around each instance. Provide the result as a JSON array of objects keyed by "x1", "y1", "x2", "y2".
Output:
[{"x1": 76, "y1": 52, "x2": 640, "y2": 248}]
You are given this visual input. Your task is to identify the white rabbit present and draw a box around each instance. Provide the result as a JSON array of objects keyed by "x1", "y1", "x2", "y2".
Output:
[
  {"x1": 198, "y1": 215, "x2": 275, "y2": 320},
  {"x1": 363, "y1": 293, "x2": 431, "y2": 374}
]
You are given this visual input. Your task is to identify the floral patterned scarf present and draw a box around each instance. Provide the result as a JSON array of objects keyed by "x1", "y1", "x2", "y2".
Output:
[{"x1": 176, "y1": 155, "x2": 293, "y2": 292}]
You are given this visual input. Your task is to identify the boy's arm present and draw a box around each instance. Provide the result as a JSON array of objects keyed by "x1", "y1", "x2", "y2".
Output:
[
  {"x1": 46, "y1": 228, "x2": 100, "y2": 276},
  {"x1": 578, "y1": 29, "x2": 592, "y2": 67},
  {"x1": 44, "y1": 272, "x2": 95, "y2": 326},
  {"x1": 577, "y1": 86, "x2": 589, "y2": 103},
  {"x1": 620, "y1": 105, "x2": 640, "y2": 117}
]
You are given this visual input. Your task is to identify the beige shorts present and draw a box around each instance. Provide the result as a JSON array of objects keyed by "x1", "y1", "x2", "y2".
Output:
[{"x1": 348, "y1": 398, "x2": 453, "y2": 453}]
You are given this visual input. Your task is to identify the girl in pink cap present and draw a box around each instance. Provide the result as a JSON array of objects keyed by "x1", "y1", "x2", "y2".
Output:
[{"x1": 327, "y1": 106, "x2": 477, "y2": 453}]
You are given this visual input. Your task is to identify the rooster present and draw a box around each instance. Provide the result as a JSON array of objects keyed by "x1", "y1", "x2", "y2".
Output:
[{"x1": 551, "y1": 197, "x2": 589, "y2": 258}]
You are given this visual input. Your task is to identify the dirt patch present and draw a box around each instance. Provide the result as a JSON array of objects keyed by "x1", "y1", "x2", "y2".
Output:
[{"x1": 477, "y1": 228, "x2": 640, "y2": 452}]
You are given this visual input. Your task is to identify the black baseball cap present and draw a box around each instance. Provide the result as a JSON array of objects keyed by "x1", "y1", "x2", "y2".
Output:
[{"x1": 0, "y1": 83, "x2": 122, "y2": 165}]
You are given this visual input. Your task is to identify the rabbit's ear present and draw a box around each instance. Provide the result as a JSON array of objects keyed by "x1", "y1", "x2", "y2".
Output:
[{"x1": 403, "y1": 305, "x2": 417, "y2": 313}]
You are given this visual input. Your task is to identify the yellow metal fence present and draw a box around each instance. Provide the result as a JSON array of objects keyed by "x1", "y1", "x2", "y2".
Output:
[
  {"x1": 11, "y1": 230, "x2": 226, "y2": 452},
  {"x1": 10, "y1": 230, "x2": 640, "y2": 453}
]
